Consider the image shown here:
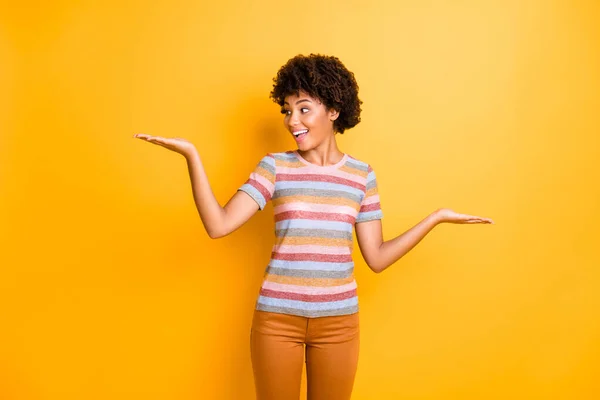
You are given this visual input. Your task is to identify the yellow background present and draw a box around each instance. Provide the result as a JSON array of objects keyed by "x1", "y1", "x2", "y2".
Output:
[{"x1": 1, "y1": 0, "x2": 599, "y2": 399}]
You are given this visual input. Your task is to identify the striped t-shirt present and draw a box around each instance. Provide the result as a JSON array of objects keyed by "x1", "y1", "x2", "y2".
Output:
[{"x1": 238, "y1": 150, "x2": 383, "y2": 318}]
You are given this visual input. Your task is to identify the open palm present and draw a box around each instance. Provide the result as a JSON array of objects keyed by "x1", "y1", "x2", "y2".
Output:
[
  {"x1": 133, "y1": 133, "x2": 197, "y2": 158},
  {"x1": 435, "y1": 208, "x2": 494, "y2": 224}
]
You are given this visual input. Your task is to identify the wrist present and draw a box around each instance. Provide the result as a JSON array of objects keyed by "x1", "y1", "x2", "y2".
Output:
[
  {"x1": 185, "y1": 148, "x2": 200, "y2": 162},
  {"x1": 430, "y1": 209, "x2": 445, "y2": 225}
]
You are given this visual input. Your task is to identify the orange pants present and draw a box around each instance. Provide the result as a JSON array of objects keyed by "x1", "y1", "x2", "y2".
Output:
[{"x1": 250, "y1": 309, "x2": 360, "y2": 400}]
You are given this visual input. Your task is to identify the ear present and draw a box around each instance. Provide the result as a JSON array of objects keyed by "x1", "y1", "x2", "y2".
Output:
[{"x1": 329, "y1": 108, "x2": 340, "y2": 121}]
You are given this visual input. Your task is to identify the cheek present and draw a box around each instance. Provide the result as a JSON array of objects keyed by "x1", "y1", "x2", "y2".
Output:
[
  {"x1": 311, "y1": 114, "x2": 331, "y2": 132},
  {"x1": 304, "y1": 113, "x2": 324, "y2": 129}
]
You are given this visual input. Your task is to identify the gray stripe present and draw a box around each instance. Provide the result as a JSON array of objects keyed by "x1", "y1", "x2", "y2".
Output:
[
  {"x1": 345, "y1": 160, "x2": 369, "y2": 172},
  {"x1": 273, "y1": 188, "x2": 361, "y2": 203},
  {"x1": 273, "y1": 153, "x2": 298, "y2": 162},
  {"x1": 366, "y1": 179, "x2": 377, "y2": 190},
  {"x1": 258, "y1": 160, "x2": 275, "y2": 175},
  {"x1": 256, "y1": 304, "x2": 359, "y2": 318},
  {"x1": 275, "y1": 228, "x2": 353, "y2": 240},
  {"x1": 267, "y1": 266, "x2": 354, "y2": 279}
]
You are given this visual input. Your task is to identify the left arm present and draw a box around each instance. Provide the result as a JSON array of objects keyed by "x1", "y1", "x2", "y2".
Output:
[{"x1": 355, "y1": 208, "x2": 494, "y2": 273}]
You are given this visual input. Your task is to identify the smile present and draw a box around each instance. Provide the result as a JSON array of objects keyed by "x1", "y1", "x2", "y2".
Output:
[{"x1": 293, "y1": 129, "x2": 308, "y2": 137}]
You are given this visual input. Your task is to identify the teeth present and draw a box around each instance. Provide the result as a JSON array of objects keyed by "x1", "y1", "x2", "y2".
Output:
[{"x1": 293, "y1": 130, "x2": 308, "y2": 136}]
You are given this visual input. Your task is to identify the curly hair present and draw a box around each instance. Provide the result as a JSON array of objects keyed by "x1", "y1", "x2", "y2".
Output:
[{"x1": 270, "y1": 54, "x2": 362, "y2": 134}]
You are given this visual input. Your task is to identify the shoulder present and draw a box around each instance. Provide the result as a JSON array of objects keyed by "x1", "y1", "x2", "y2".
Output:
[
  {"x1": 345, "y1": 154, "x2": 375, "y2": 174},
  {"x1": 344, "y1": 155, "x2": 381, "y2": 192},
  {"x1": 263, "y1": 150, "x2": 299, "y2": 168},
  {"x1": 254, "y1": 151, "x2": 296, "y2": 171},
  {"x1": 268, "y1": 150, "x2": 296, "y2": 160}
]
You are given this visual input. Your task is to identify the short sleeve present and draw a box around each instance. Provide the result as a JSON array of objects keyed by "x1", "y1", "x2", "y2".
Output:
[
  {"x1": 356, "y1": 165, "x2": 383, "y2": 223},
  {"x1": 238, "y1": 154, "x2": 276, "y2": 210}
]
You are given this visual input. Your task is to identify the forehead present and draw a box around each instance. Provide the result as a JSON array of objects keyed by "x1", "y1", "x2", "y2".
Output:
[{"x1": 284, "y1": 90, "x2": 319, "y2": 105}]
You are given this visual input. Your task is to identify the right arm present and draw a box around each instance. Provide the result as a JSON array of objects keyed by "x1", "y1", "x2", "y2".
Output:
[{"x1": 134, "y1": 134, "x2": 261, "y2": 239}]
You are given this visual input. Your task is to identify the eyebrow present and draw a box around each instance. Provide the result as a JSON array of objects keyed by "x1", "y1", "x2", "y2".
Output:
[{"x1": 283, "y1": 99, "x2": 312, "y2": 105}]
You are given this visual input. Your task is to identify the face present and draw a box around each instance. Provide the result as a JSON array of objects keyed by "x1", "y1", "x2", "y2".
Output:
[{"x1": 281, "y1": 91, "x2": 339, "y2": 150}]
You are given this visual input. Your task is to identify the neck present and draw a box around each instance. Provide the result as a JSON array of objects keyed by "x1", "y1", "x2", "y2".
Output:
[{"x1": 298, "y1": 135, "x2": 344, "y2": 166}]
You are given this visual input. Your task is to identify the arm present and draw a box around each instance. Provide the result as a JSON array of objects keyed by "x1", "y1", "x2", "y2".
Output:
[
  {"x1": 134, "y1": 134, "x2": 260, "y2": 239},
  {"x1": 355, "y1": 208, "x2": 494, "y2": 273},
  {"x1": 185, "y1": 151, "x2": 260, "y2": 238}
]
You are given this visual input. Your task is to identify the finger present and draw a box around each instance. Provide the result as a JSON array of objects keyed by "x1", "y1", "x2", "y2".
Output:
[
  {"x1": 472, "y1": 216, "x2": 494, "y2": 224},
  {"x1": 463, "y1": 214, "x2": 493, "y2": 223},
  {"x1": 135, "y1": 135, "x2": 160, "y2": 143},
  {"x1": 134, "y1": 133, "x2": 152, "y2": 139},
  {"x1": 464, "y1": 217, "x2": 485, "y2": 223},
  {"x1": 147, "y1": 137, "x2": 177, "y2": 151},
  {"x1": 147, "y1": 136, "x2": 168, "y2": 144}
]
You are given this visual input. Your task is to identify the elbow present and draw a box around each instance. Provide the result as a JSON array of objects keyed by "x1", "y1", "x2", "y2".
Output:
[
  {"x1": 206, "y1": 227, "x2": 228, "y2": 239},
  {"x1": 207, "y1": 231, "x2": 222, "y2": 239},
  {"x1": 367, "y1": 261, "x2": 385, "y2": 274},
  {"x1": 205, "y1": 218, "x2": 236, "y2": 239}
]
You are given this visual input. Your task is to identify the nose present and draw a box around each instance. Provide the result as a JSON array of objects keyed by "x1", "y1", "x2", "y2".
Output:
[
  {"x1": 288, "y1": 110, "x2": 300, "y2": 126},
  {"x1": 290, "y1": 113, "x2": 299, "y2": 123}
]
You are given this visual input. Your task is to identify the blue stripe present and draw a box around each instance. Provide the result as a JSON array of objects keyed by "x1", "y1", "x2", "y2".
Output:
[
  {"x1": 346, "y1": 159, "x2": 369, "y2": 172},
  {"x1": 268, "y1": 259, "x2": 355, "y2": 272},
  {"x1": 238, "y1": 184, "x2": 266, "y2": 209},
  {"x1": 275, "y1": 152, "x2": 298, "y2": 161},
  {"x1": 356, "y1": 210, "x2": 383, "y2": 222},
  {"x1": 275, "y1": 181, "x2": 362, "y2": 195},
  {"x1": 275, "y1": 219, "x2": 352, "y2": 231},
  {"x1": 257, "y1": 296, "x2": 358, "y2": 311}
]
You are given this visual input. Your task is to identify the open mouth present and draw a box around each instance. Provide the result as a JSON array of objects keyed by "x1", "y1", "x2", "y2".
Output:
[{"x1": 293, "y1": 129, "x2": 308, "y2": 141}]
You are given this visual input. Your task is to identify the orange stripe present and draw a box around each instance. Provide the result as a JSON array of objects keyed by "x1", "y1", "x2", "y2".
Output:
[
  {"x1": 339, "y1": 164, "x2": 368, "y2": 178},
  {"x1": 255, "y1": 166, "x2": 275, "y2": 181},
  {"x1": 274, "y1": 236, "x2": 353, "y2": 247},
  {"x1": 277, "y1": 160, "x2": 303, "y2": 168},
  {"x1": 365, "y1": 187, "x2": 378, "y2": 196},
  {"x1": 264, "y1": 274, "x2": 356, "y2": 287}
]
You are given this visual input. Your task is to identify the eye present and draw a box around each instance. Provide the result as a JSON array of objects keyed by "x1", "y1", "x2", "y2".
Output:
[{"x1": 280, "y1": 108, "x2": 309, "y2": 115}]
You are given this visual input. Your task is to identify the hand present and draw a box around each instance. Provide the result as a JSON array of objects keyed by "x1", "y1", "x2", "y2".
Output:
[
  {"x1": 433, "y1": 208, "x2": 494, "y2": 224},
  {"x1": 133, "y1": 133, "x2": 198, "y2": 159}
]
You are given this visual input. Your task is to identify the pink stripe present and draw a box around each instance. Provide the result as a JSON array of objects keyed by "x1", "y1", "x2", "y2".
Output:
[
  {"x1": 260, "y1": 288, "x2": 357, "y2": 302},
  {"x1": 273, "y1": 245, "x2": 351, "y2": 255},
  {"x1": 274, "y1": 202, "x2": 358, "y2": 216},
  {"x1": 272, "y1": 253, "x2": 353, "y2": 262},
  {"x1": 251, "y1": 173, "x2": 274, "y2": 195},
  {"x1": 360, "y1": 202, "x2": 381, "y2": 212},
  {"x1": 277, "y1": 166, "x2": 365, "y2": 185},
  {"x1": 276, "y1": 173, "x2": 364, "y2": 190},
  {"x1": 362, "y1": 194, "x2": 380, "y2": 205},
  {"x1": 262, "y1": 280, "x2": 357, "y2": 295},
  {"x1": 247, "y1": 179, "x2": 271, "y2": 202},
  {"x1": 275, "y1": 210, "x2": 354, "y2": 224}
]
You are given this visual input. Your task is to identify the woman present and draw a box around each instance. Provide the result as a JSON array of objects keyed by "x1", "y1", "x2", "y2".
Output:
[{"x1": 134, "y1": 54, "x2": 493, "y2": 400}]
